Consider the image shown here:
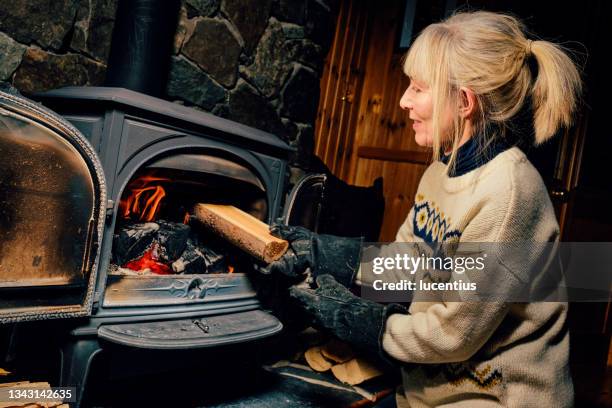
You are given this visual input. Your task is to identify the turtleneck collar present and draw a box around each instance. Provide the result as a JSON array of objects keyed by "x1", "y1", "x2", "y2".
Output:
[{"x1": 440, "y1": 136, "x2": 511, "y2": 177}]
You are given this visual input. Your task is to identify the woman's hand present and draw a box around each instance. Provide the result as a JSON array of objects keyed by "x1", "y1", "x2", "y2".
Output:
[
  {"x1": 255, "y1": 224, "x2": 315, "y2": 278},
  {"x1": 256, "y1": 224, "x2": 364, "y2": 287},
  {"x1": 289, "y1": 274, "x2": 408, "y2": 358}
]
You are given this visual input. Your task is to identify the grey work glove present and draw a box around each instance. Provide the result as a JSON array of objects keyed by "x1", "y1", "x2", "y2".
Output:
[
  {"x1": 289, "y1": 274, "x2": 408, "y2": 360},
  {"x1": 257, "y1": 224, "x2": 363, "y2": 287}
]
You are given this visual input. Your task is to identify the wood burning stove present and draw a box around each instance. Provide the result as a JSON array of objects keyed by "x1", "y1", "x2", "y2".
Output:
[
  {"x1": 1, "y1": 86, "x2": 310, "y2": 406},
  {"x1": 0, "y1": 83, "x2": 386, "y2": 407}
]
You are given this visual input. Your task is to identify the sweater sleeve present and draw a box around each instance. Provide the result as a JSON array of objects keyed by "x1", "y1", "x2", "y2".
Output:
[{"x1": 382, "y1": 298, "x2": 510, "y2": 363}]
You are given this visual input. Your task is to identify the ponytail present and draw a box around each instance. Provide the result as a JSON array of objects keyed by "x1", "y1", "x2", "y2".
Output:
[{"x1": 529, "y1": 40, "x2": 582, "y2": 144}]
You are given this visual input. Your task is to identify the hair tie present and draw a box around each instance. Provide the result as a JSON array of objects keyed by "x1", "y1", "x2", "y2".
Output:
[{"x1": 525, "y1": 39, "x2": 534, "y2": 56}]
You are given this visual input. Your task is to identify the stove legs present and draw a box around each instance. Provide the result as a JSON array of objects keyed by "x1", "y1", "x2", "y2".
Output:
[{"x1": 59, "y1": 338, "x2": 102, "y2": 408}]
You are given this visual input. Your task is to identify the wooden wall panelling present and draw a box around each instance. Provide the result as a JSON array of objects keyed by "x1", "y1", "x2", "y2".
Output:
[
  {"x1": 320, "y1": 0, "x2": 353, "y2": 166},
  {"x1": 315, "y1": 0, "x2": 371, "y2": 177},
  {"x1": 315, "y1": 0, "x2": 432, "y2": 241},
  {"x1": 314, "y1": 0, "x2": 348, "y2": 158},
  {"x1": 335, "y1": 3, "x2": 370, "y2": 180},
  {"x1": 350, "y1": 0, "x2": 430, "y2": 240}
]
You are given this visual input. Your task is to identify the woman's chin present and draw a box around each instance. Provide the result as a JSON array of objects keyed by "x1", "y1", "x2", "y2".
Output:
[{"x1": 414, "y1": 133, "x2": 433, "y2": 147}]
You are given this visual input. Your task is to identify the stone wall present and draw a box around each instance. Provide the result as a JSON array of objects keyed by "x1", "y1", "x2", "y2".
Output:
[
  {"x1": 0, "y1": 0, "x2": 338, "y2": 165},
  {"x1": 0, "y1": 0, "x2": 115, "y2": 92}
]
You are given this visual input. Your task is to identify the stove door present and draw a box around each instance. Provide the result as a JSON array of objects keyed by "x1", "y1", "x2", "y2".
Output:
[
  {"x1": 282, "y1": 172, "x2": 385, "y2": 240},
  {"x1": 0, "y1": 88, "x2": 106, "y2": 323},
  {"x1": 282, "y1": 173, "x2": 327, "y2": 232}
]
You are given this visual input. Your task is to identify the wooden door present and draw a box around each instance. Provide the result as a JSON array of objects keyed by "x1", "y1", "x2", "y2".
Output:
[
  {"x1": 314, "y1": 0, "x2": 430, "y2": 242},
  {"x1": 314, "y1": 0, "x2": 371, "y2": 179}
]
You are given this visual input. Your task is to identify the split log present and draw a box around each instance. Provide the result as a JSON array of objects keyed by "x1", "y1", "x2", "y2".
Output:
[
  {"x1": 331, "y1": 358, "x2": 383, "y2": 385},
  {"x1": 304, "y1": 346, "x2": 333, "y2": 372},
  {"x1": 192, "y1": 204, "x2": 288, "y2": 263}
]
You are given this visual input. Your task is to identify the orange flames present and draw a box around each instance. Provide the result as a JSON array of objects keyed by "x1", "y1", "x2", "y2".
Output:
[{"x1": 121, "y1": 175, "x2": 170, "y2": 221}]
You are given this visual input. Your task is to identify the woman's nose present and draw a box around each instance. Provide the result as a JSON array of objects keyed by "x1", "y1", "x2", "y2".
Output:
[{"x1": 399, "y1": 89, "x2": 412, "y2": 110}]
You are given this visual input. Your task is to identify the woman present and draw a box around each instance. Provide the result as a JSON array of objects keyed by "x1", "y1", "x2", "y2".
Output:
[{"x1": 264, "y1": 11, "x2": 582, "y2": 407}]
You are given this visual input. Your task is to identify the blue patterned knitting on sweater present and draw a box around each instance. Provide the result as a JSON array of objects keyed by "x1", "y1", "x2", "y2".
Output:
[{"x1": 411, "y1": 136, "x2": 511, "y2": 244}]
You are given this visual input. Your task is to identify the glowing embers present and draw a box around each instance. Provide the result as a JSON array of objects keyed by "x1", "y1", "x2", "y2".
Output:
[
  {"x1": 123, "y1": 244, "x2": 172, "y2": 275},
  {"x1": 113, "y1": 217, "x2": 231, "y2": 276},
  {"x1": 120, "y1": 175, "x2": 170, "y2": 222}
]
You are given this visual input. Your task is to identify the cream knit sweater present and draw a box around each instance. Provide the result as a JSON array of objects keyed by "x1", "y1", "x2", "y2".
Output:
[{"x1": 359, "y1": 147, "x2": 572, "y2": 407}]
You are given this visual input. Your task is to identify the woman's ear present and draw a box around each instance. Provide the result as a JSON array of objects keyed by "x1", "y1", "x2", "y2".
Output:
[{"x1": 459, "y1": 87, "x2": 477, "y2": 119}]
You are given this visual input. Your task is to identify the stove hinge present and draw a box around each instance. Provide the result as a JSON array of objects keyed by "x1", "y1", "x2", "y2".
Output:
[
  {"x1": 106, "y1": 199, "x2": 115, "y2": 222},
  {"x1": 92, "y1": 290, "x2": 102, "y2": 312}
]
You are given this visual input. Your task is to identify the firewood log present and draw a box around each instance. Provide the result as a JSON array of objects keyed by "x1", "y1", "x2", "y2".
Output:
[
  {"x1": 192, "y1": 204, "x2": 288, "y2": 263},
  {"x1": 304, "y1": 346, "x2": 333, "y2": 372},
  {"x1": 330, "y1": 358, "x2": 383, "y2": 385}
]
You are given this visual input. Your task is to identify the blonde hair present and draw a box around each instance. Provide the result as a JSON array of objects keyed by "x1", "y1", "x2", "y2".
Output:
[{"x1": 403, "y1": 11, "x2": 582, "y2": 167}]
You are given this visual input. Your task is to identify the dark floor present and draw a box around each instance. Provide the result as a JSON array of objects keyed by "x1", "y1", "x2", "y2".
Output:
[
  {"x1": 87, "y1": 363, "x2": 371, "y2": 408},
  {"x1": 0, "y1": 323, "x2": 396, "y2": 407},
  {"x1": 2, "y1": 324, "x2": 609, "y2": 407},
  {"x1": 81, "y1": 335, "x2": 396, "y2": 408}
]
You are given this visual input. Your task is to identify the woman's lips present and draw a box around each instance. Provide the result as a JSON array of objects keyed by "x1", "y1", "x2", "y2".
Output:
[{"x1": 412, "y1": 120, "x2": 422, "y2": 129}]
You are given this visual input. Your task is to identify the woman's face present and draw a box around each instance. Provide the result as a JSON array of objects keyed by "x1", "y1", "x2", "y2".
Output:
[{"x1": 399, "y1": 79, "x2": 452, "y2": 147}]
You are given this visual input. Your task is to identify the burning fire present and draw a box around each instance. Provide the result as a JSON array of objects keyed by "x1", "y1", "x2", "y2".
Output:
[
  {"x1": 121, "y1": 175, "x2": 170, "y2": 221},
  {"x1": 123, "y1": 243, "x2": 172, "y2": 275},
  {"x1": 117, "y1": 173, "x2": 234, "y2": 275}
]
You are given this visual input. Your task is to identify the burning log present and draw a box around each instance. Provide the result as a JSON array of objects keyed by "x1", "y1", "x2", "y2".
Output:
[
  {"x1": 113, "y1": 222, "x2": 160, "y2": 265},
  {"x1": 192, "y1": 204, "x2": 288, "y2": 263},
  {"x1": 170, "y1": 239, "x2": 226, "y2": 274},
  {"x1": 154, "y1": 220, "x2": 190, "y2": 263},
  {"x1": 113, "y1": 220, "x2": 229, "y2": 275},
  {"x1": 113, "y1": 221, "x2": 189, "y2": 266},
  {"x1": 170, "y1": 240, "x2": 206, "y2": 274},
  {"x1": 123, "y1": 244, "x2": 173, "y2": 275}
]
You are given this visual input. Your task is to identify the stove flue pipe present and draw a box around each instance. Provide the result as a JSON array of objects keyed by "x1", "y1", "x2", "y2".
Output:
[{"x1": 105, "y1": 0, "x2": 181, "y2": 97}]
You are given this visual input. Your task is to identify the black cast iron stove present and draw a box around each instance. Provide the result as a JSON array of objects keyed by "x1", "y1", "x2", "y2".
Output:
[{"x1": 29, "y1": 85, "x2": 298, "y2": 404}]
